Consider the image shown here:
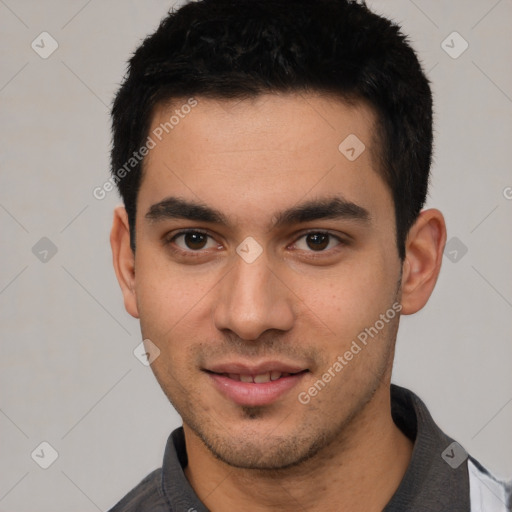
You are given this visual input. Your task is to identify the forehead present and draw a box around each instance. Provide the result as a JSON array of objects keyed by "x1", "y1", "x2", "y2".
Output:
[
  {"x1": 147, "y1": 92, "x2": 379, "y2": 163},
  {"x1": 138, "y1": 93, "x2": 392, "y2": 230}
]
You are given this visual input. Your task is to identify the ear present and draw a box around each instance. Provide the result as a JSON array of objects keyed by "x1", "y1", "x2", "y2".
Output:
[
  {"x1": 110, "y1": 206, "x2": 139, "y2": 319},
  {"x1": 400, "y1": 208, "x2": 447, "y2": 315}
]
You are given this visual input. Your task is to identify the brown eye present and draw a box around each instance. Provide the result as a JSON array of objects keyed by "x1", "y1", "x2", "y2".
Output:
[
  {"x1": 294, "y1": 232, "x2": 341, "y2": 253},
  {"x1": 170, "y1": 230, "x2": 218, "y2": 252},
  {"x1": 306, "y1": 233, "x2": 329, "y2": 251},
  {"x1": 182, "y1": 232, "x2": 208, "y2": 250}
]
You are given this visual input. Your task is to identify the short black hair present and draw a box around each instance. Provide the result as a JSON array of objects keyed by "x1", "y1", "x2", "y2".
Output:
[{"x1": 110, "y1": 0, "x2": 433, "y2": 260}]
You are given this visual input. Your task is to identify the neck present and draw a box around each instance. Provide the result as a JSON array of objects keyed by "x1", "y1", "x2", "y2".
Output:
[{"x1": 183, "y1": 384, "x2": 413, "y2": 512}]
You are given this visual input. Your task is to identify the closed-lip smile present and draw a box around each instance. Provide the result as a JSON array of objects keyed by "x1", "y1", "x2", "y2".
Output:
[{"x1": 204, "y1": 360, "x2": 309, "y2": 406}]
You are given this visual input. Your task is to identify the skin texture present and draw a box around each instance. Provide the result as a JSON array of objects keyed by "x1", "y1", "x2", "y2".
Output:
[{"x1": 111, "y1": 92, "x2": 447, "y2": 511}]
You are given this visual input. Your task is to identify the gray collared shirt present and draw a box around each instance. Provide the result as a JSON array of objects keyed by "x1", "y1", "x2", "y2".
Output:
[{"x1": 108, "y1": 384, "x2": 511, "y2": 511}]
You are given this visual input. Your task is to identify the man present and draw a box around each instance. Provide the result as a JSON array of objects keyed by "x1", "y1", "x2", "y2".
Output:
[{"x1": 108, "y1": 0, "x2": 511, "y2": 510}]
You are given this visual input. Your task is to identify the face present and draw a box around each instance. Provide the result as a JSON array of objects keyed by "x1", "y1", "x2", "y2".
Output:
[{"x1": 127, "y1": 93, "x2": 404, "y2": 469}]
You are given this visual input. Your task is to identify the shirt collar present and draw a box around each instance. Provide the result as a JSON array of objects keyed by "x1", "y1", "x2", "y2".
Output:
[
  {"x1": 383, "y1": 384, "x2": 470, "y2": 511},
  {"x1": 160, "y1": 384, "x2": 470, "y2": 511}
]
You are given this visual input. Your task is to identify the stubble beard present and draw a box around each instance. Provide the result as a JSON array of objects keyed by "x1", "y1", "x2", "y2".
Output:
[
  {"x1": 156, "y1": 283, "x2": 402, "y2": 472},
  {"x1": 175, "y1": 344, "x2": 394, "y2": 472}
]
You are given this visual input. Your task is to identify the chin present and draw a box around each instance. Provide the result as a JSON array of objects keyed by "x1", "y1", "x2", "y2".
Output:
[{"x1": 192, "y1": 419, "x2": 331, "y2": 471}]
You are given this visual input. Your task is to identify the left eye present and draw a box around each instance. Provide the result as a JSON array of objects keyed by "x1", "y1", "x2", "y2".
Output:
[{"x1": 293, "y1": 232, "x2": 341, "y2": 252}]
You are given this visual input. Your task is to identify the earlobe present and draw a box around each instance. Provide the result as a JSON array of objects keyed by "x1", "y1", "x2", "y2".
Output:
[
  {"x1": 400, "y1": 209, "x2": 447, "y2": 315},
  {"x1": 110, "y1": 206, "x2": 140, "y2": 319}
]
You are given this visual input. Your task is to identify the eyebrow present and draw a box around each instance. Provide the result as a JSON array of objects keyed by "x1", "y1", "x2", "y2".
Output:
[{"x1": 145, "y1": 195, "x2": 371, "y2": 229}]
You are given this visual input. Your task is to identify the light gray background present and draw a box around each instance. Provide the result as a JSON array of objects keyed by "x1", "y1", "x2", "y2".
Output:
[{"x1": 1, "y1": 1, "x2": 511, "y2": 510}]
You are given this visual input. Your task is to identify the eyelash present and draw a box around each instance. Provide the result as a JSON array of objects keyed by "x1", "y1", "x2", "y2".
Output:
[{"x1": 163, "y1": 229, "x2": 347, "y2": 259}]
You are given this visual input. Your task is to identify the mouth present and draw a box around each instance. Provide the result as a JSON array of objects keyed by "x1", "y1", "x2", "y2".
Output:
[
  {"x1": 203, "y1": 362, "x2": 309, "y2": 407},
  {"x1": 209, "y1": 370, "x2": 304, "y2": 383}
]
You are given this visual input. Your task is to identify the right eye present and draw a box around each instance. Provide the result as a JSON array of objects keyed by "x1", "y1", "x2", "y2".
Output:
[{"x1": 164, "y1": 229, "x2": 222, "y2": 256}]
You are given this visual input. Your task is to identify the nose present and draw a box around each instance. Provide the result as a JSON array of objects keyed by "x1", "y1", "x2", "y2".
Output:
[{"x1": 213, "y1": 248, "x2": 295, "y2": 341}]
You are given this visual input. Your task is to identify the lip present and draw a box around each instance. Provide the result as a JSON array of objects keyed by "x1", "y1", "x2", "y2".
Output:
[
  {"x1": 207, "y1": 361, "x2": 306, "y2": 375},
  {"x1": 204, "y1": 360, "x2": 308, "y2": 407}
]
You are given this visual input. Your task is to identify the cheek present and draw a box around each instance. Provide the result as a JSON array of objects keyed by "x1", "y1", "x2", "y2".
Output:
[
  {"x1": 134, "y1": 252, "x2": 214, "y2": 334},
  {"x1": 142, "y1": 322, "x2": 199, "y2": 404},
  {"x1": 294, "y1": 259, "x2": 395, "y2": 336},
  {"x1": 133, "y1": 252, "x2": 217, "y2": 373}
]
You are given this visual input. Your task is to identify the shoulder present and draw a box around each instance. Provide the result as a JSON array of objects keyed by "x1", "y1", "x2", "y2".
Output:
[
  {"x1": 468, "y1": 456, "x2": 512, "y2": 512},
  {"x1": 107, "y1": 468, "x2": 170, "y2": 512}
]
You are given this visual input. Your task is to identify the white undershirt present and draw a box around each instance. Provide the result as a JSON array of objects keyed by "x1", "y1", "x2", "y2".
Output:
[{"x1": 469, "y1": 458, "x2": 512, "y2": 511}]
